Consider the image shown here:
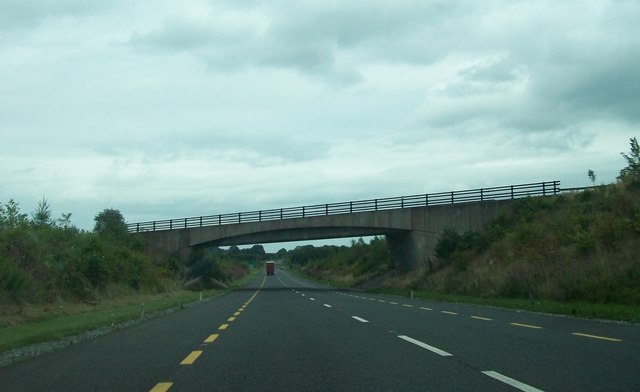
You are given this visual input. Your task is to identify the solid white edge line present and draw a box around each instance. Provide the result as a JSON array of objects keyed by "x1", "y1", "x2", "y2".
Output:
[
  {"x1": 482, "y1": 371, "x2": 545, "y2": 392},
  {"x1": 397, "y1": 335, "x2": 452, "y2": 357},
  {"x1": 352, "y1": 316, "x2": 369, "y2": 323}
]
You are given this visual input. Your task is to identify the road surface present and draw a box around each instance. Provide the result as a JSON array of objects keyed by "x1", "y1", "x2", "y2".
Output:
[{"x1": 1, "y1": 269, "x2": 639, "y2": 391}]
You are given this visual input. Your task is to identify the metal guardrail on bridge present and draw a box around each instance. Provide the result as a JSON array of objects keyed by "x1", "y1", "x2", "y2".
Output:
[{"x1": 127, "y1": 180, "x2": 561, "y2": 233}]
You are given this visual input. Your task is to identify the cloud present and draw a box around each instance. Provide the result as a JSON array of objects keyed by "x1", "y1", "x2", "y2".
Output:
[
  {"x1": 0, "y1": 1, "x2": 112, "y2": 31},
  {"x1": 1, "y1": 0, "x2": 640, "y2": 235}
]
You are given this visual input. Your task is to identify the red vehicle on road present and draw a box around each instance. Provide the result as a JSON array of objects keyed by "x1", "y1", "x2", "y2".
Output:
[{"x1": 266, "y1": 261, "x2": 275, "y2": 276}]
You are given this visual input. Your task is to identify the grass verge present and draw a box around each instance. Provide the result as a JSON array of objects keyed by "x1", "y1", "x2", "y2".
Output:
[
  {"x1": 0, "y1": 290, "x2": 223, "y2": 354},
  {"x1": 370, "y1": 288, "x2": 640, "y2": 323},
  {"x1": 0, "y1": 268, "x2": 262, "y2": 354}
]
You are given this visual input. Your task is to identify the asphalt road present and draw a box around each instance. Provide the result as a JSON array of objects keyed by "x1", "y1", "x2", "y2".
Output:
[{"x1": 1, "y1": 269, "x2": 639, "y2": 391}]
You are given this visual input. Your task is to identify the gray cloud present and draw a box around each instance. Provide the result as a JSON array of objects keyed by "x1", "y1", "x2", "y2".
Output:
[{"x1": 1, "y1": 0, "x2": 639, "y2": 233}]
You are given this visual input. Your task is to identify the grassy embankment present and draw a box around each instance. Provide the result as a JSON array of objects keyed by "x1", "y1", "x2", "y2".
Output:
[
  {"x1": 0, "y1": 202, "x2": 262, "y2": 353},
  {"x1": 290, "y1": 159, "x2": 640, "y2": 322},
  {"x1": 0, "y1": 267, "x2": 259, "y2": 354}
]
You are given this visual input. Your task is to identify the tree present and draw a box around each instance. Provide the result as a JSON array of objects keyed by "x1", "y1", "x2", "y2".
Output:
[
  {"x1": 587, "y1": 169, "x2": 596, "y2": 185},
  {"x1": 0, "y1": 199, "x2": 28, "y2": 229},
  {"x1": 58, "y1": 212, "x2": 73, "y2": 229},
  {"x1": 618, "y1": 137, "x2": 640, "y2": 181},
  {"x1": 93, "y1": 208, "x2": 128, "y2": 240},
  {"x1": 31, "y1": 197, "x2": 52, "y2": 227}
]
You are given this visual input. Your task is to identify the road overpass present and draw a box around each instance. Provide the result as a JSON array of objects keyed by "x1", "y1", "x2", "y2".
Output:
[{"x1": 129, "y1": 181, "x2": 560, "y2": 270}]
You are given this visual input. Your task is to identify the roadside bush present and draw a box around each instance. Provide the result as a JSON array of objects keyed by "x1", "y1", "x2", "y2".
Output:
[{"x1": 0, "y1": 201, "x2": 169, "y2": 304}]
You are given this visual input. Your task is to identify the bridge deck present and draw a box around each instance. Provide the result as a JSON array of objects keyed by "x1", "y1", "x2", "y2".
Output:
[{"x1": 128, "y1": 181, "x2": 560, "y2": 233}]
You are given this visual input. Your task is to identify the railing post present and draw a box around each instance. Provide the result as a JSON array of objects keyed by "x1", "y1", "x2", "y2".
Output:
[
  {"x1": 350, "y1": 201, "x2": 353, "y2": 213},
  {"x1": 259, "y1": 210, "x2": 262, "y2": 221},
  {"x1": 280, "y1": 208, "x2": 283, "y2": 219},
  {"x1": 170, "y1": 220, "x2": 173, "y2": 230},
  {"x1": 425, "y1": 194, "x2": 429, "y2": 206},
  {"x1": 184, "y1": 218, "x2": 187, "y2": 228},
  {"x1": 401, "y1": 197, "x2": 404, "y2": 209},
  {"x1": 218, "y1": 215, "x2": 221, "y2": 225},
  {"x1": 136, "y1": 223, "x2": 140, "y2": 232},
  {"x1": 375, "y1": 199, "x2": 378, "y2": 211},
  {"x1": 302, "y1": 206, "x2": 305, "y2": 218},
  {"x1": 238, "y1": 213, "x2": 241, "y2": 223},
  {"x1": 480, "y1": 188, "x2": 484, "y2": 201},
  {"x1": 451, "y1": 191, "x2": 454, "y2": 204},
  {"x1": 153, "y1": 221, "x2": 156, "y2": 231},
  {"x1": 510, "y1": 185, "x2": 514, "y2": 199},
  {"x1": 325, "y1": 204, "x2": 328, "y2": 215},
  {"x1": 199, "y1": 216, "x2": 203, "y2": 227}
]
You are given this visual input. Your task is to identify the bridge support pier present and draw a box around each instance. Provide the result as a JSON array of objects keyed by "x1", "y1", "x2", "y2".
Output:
[{"x1": 387, "y1": 231, "x2": 439, "y2": 272}]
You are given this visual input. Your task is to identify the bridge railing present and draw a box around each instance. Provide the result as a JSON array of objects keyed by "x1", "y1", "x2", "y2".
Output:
[{"x1": 127, "y1": 180, "x2": 560, "y2": 233}]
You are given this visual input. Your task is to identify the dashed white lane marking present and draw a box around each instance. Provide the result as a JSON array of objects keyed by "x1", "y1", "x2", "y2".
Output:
[
  {"x1": 420, "y1": 307, "x2": 432, "y2": 311},
  {"x1": 301, "y1": 294, "x2": 306, "y2": 297},
  {"x1": 352, "y1": 316, "x2": 369, "y2": 323},
  {"x1": 482, "y1": 371, "x2": 545, "y2": 392},
  {"x1": 572, "y1": 332, "x2": 622, "y2": 342},
  {"x1": 310, "y1": 298, "x2": 315, "y2": 301},
  {"x1": 324, "y1": 304, "x2": 332, "y2": 308},
  {"x1": 510, "y1": 322, "x2": 542, "y2": 330},
  {"x1": 398, "y1": 335, "x2": 452, "y2": 357}
]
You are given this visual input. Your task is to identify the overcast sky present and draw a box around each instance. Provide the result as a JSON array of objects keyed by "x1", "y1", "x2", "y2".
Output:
[{"x1": 1, "y1": 1, "x2": 639, "y2": 248}]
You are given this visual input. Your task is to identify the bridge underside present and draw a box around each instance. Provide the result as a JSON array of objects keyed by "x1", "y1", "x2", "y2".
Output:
[
  {"x1": 138, "y1": 200, "x2": 513, "y2": 271},
  {"x1": 197, "y1": 227, "x2": 404, "y2": 247}
]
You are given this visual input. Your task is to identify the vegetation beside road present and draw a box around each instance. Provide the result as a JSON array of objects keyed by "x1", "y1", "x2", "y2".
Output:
[
  {"x1": 0, "y1": 203, "x2": 261, "y2": 354},
  {"x1": 286, "y1": 138, "x2": 640, "y2": 322},
  {"x1": 288, "y1": 236, "x2": 393, "y2": 287}
]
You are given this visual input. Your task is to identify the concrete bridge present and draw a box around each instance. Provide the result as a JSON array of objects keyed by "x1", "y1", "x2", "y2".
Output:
[{"x1": 129, "y1": 181, "x2": 560, "y2": 270}]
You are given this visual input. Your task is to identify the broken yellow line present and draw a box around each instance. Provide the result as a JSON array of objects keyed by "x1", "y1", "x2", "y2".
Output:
[
  {"x1": 227, "y1": 316, "x2": 236, "y2": 322},
  {"x1": 149, "y1": 382, "x2": 173, "y2": 392},
  {"x1": 233, "y1": 312, "x2": 241, "y2": 316},
  {"x1": 219, "y1": 323, "x2": 229, "y2": 330},
  {"x1": 204, "y1": 334, "x2": 219, "y2": 343},
  {"x1": 180, "y1": 350, "x2": 203, "y2": 365},
  {"x1": 572, "y1": 332, "x2": 622, "y2": 342}
]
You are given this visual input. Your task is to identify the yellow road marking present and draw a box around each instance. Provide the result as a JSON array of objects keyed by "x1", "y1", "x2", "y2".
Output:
[
  {"x1": 510, "y1": 322, "x2": 542, "y2": 329},
  {"x1": 572, "y1": 332, "x2": 622, "y2": 342},
  {"x1": 227, "y1": 316, "x2": 236, "y2": 322},
  {"x1": 420, "y1": 307, "x2": 432, "y2": 311},
  {"x1": 149, "y1": 382, "x2": 173, "y2": 392},
  {"x1": 219, "y1": 323, "x2": 229, "y2": 330},
  {"x1": 204, "y1": 334, "x2": 219, "y2": 343},
  {"x1": 180, "y1": 350, "x2": 203, "y2": 365},
  {"x1": 471, "y1": 316, "x2": 492, "y2": 321},
  {"x1": 441, "y1": 311, "x2": 458, "y2": 315},
  {"x1": 234, "y1": 312, "x2": 240, "y2": 316}
]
